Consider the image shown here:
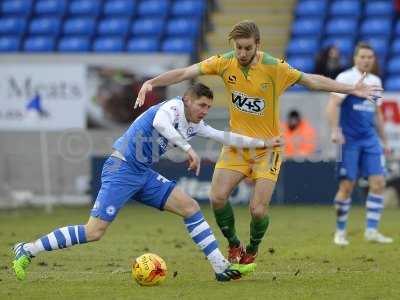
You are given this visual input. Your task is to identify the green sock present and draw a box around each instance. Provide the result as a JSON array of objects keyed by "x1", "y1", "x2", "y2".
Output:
[
  {"x1": 213, "y1": 202, "x2": 240, "y2": 247},
  {"x1": 246, "y1": 215, "x2": 270, "y2": 254}
]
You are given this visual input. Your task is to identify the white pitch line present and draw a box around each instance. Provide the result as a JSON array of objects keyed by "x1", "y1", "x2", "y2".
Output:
[{"x1": 255, "y1": 269, "x2": 380, "y2": 275}]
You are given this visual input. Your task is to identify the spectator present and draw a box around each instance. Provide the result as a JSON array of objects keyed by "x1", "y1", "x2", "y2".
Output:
[
  {"x1": 315, "y1": 45, "x2": 344, "y2": 79},
  {"x1": 282, "y1": 110, "x2": 317, "y2": 157}
]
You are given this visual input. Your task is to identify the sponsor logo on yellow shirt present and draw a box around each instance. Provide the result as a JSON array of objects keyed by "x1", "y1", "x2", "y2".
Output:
[{"x1": 231, "y1": 91, "x2": 265, "y2": 115}]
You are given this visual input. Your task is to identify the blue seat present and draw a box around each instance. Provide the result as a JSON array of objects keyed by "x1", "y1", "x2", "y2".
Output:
[
  {"x1": 171, "y1": 0, "x2": 205, "y2": 18},
  {"x1": 58, "y1": 37, "x2": 90, "y2": 52},
  {"x1": 93, "y1": 37, "x2": 124, "y2": 52},
  {"x1": 131, "y1": 18, "x2": 164, "y2": 36},
  {"x1": 360, "y1": 18, "x2": 392, "y2": 37},
  {"x1": 385, "y1": 76, "x2": 400, "y2": 91},
  {"x1": 325, "y1": 18, "x2": 357, "y2": 36},
  {"x1": 23, "y1": 36, "x2": 55, "y2": 52},
  {"x1": 365, "y1": 1, "x2": 394, "y2": 17},
  {"x1": 166, "y1": 19, "x2": 200, "y2": 37},
  {"x1": 126, "y1": 37, "x2": 159, "y2": 52},
  {"x1": 162, "y1": 38, "x2": 195, "y2": 53},
  {"x1": 377, "y1": 56, "x2": 386, "y2": 75},
  {"x1": 387, "y1": 57, "x2": 400, "y2": 75},
  {"x1": 35, "y1": 0, "x2": 66, "y2": 16},
  {"x1": 29, "y1": 17, "x2": 61, "y2": 35},
  {"x1": 1, "y1": 0, "x2": 33, "y2": 16},
  {"x1": 0, "y1": 18, "x2": 27, "y2": 35},
  {"x1": 361, "y1": 37, "x2": 389, "y2": 56},
  {"x1": 394, "y1": 20, "x2": 400, "y2": 36},
  {"x1": 137, "y1": 0, "x2": 169, "y2": 17},
  {"x1": 391, "y1": 39, "x2": 400, "y2": 55},
  {"x1": 296, "y1": 0, "x2": 327, "y2": 17},
  {"x1": 329, "y1": 0, "x2": 361, "y2": 17},
  {"x1": 68, "y1": 0, "x2": 102, "y2": 16},
  {"x1": 63, "y1": 18, "x2": 96, "y2": 36},
  {"x1": 286, "y1": 38, "x2": 319, "y2": 55},
  {"x1": 0, "y1": 36, "x2": 20, "y2": 52},
  {"x1": 103, "y1": 0, "x2": 136, "y2": 16},
  {"x1": 292, "y1": 18, "x2": 324, "y2": 36},
  {"x1": 97, "y1": 18, "x2": 130, "y2": 36},
  {"x1": 287, "y1": 55, "x2": 315, "y2": 73},
  {"x1": 322, "y1": 37, "x2": 354, "y2": 56}
]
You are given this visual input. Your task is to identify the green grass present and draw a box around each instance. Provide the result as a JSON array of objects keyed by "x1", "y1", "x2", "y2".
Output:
[{"x1": 0, "y1": 205, "x2": 399, "y2": 300}]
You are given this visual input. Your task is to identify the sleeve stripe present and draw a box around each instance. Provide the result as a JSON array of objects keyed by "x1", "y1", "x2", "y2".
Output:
[
  {"x1": 294, "y1": 72, "x2": 303, "y2": 84},
  {"x1": 197, "y1": 63, "x2": 204, "y2": 75}
]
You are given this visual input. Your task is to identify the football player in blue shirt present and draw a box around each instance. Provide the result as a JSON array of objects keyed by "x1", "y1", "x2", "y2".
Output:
[
  {"x1": 12, "y1": 83, "x2": 282, "y2": 282},
  {"x1": 327, "y1": 42, "x2": 393, "y2": 246}
]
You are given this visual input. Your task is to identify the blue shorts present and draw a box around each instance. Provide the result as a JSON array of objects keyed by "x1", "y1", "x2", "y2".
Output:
[
  {"x1": 90, "y1": 156, "x2": 176, "y2": 222},
  {"x1": 336, "y1": 140, "x2": 384, "y2": 181}
]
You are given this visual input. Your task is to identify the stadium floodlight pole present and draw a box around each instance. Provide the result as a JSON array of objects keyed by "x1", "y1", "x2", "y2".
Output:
[{"x1": 40, "y1": 130, "x2": 53, "y2": 213}]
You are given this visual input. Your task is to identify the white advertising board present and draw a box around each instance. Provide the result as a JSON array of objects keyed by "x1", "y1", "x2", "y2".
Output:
[{"x1": 0, "y1": 64, "x2": 87, "y2": 130}]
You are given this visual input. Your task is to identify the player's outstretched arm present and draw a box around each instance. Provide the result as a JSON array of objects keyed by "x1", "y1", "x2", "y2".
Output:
[
  {"x1": 298, "y1": 73, "x2": 383, "y2": 102},
  {"x1": 326, "y1": 94, "x2": 345, "y2": 144},
  {"x1": 135, "y1": 64, "x2": 200, "y2": 109},
  {"x1": 197, "y1": 124, "x2": 283, "y2": 148}
]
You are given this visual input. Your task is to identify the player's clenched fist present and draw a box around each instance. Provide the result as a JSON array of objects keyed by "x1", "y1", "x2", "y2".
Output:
[{"x1": 186, "y1": 147, "x2": 201, "y2": 176}]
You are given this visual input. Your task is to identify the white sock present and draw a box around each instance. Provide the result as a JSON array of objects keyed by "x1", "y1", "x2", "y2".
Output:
[
  {"x1": 207, "y1": 249, "x2": 230, "y2": 274},
  {"x1": 23, "y1": 240, "x2": 45, "y2": 257},
  {"x1": 184, "y1": 211, "x2": 230, "y2": 273},
  {"x1": 23, "y1": 225, "x2": 87, "y2": 256}
]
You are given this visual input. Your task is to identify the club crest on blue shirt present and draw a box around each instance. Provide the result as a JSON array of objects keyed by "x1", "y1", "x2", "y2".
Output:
[
  {"x1": 187, "y1": 127, "x2": 195, "y2": 137},
  {"x1": 106, "y1": 205, "x2": 116, "y2": 216}
]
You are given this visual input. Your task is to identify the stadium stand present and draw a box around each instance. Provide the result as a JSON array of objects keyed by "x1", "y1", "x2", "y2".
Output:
[
  {"x1": 126, "y1": 36, "x2": 159, "y2": 52},
  {"x1": 131, "y1": 18, "x2": 164, "y2": 37},
  {"x1": 287, "y1": 0, "x2": 400, "y2": 90},
  {"x1": 0, "y1": 36, "x2": 20, "y2": 51},
  {"x1": 1, "y1": 0, "x2": 399, "y2": 90},
  {"x1": 23, "y1": 36, "x2": 55, "y2": 51},
  {"x1": 1, "y1": 0, "x2": 33, "y2": 16},
  {"x1": 295, "y1": 0, "x2": 328, "y2": 17},
  {"x1": 0, "y1": 0, "x2": 207, "y2": 56},
  {"x1": 62, "y1": 18, "x2": 96, "y2": 36},
  {"x1": 57, "y1": 36, "x2": 90, "y2": 51},
  {"x1": 68, "y1": 0, "x2": 102, "y2": 16}
]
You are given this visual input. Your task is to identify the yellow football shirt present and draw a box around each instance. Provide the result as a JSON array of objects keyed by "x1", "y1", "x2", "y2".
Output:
[{"x1": 198, "y1": 51, "x2": 302, "y2": 139}]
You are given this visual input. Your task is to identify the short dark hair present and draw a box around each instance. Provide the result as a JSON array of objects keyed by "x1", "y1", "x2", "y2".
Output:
[
  {"x1": 184, "y1": 83, "x2": 213, "y2": 100},
  {"x1": 288, "y1": 110, "x2": 301, "y2": 119},
  {"x1": 228, "y1": 20, "x2": 260, "y2": 43},
  {"x1": 354, "y1": 42, "x2": 375, "y2": 56}
]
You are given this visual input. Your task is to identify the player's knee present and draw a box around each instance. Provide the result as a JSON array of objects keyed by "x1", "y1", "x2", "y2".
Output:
[
  {"x1": 209, "y1": 189, "x2": 229, "y2": 208},
  {"x1": 338, "y1": 181, "x2": 354, "y2": 198},
  {"x1": 369, "y1": 178, "x2": 386, "y2": 194},
  {"x1": 182, "y1": 199, "x2": 200, "y2": 218},
  {"x1": 249, "y1": 204, "x2": 267, "y2": 220}
]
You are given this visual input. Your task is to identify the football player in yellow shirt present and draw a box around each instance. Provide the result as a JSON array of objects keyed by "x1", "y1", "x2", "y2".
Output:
[{"x1": 135, "y1": 20, "x2": 382, "y2": 264}]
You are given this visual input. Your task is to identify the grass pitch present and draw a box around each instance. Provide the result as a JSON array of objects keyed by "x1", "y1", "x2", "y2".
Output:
[{"x1": 0, "y1": 205, "x2": 399, "y2": 300}]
